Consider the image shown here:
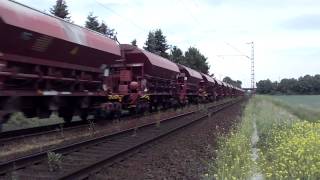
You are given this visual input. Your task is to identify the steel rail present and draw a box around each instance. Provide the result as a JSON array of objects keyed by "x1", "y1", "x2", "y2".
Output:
[{"x1": 0, "y1": 98, "x2": 242, "y2": 179}]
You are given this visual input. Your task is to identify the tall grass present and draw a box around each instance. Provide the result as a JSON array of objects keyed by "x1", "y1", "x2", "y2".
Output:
[
  {"x1": 205, "y1": 95, "x2": 320, "y2": 180},
  {"x1": 205, "y1": 99, "x2": 255, "y2": 180}
]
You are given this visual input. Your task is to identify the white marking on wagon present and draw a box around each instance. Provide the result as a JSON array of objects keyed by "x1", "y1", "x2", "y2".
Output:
[{"x1": 43, "y1": 91, "x2": 58, "y2": 96}]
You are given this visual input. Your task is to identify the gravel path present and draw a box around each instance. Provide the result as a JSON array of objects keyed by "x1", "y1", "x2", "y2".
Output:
[{"x1": 92, "y1": 101, "x2": 247, "y2": 180}]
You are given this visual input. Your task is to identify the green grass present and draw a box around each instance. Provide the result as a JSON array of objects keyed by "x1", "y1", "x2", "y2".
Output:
[
  {"x1": 205, "y1": 95, "x2": 320, "y2": 179},
  {"x1": 275, "y1": 95, "x2": 320, "y2": 109},
  {"x1": 205, "y1": 99, "x2": 256, "y2": 180},
  {"x1": 262, "y1": 95, "x2": 320, "y2": 122}
]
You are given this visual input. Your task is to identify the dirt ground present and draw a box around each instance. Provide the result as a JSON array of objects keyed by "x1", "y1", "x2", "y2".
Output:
[{"x1": 93, "y1": 100, "x2": 247, "y2": 180}]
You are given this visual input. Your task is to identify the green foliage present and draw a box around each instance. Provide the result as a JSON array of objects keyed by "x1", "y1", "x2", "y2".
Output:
[
  {"x1": 207, "y1": 95, "x2": 320, "y2": 180},
  {"x1": 183, "y1": 47, "x2": 210, "y2": 74},
  {"x1": 99, "y1": 21, "x2": 117, "y2": 39},
  {"x1": 47, "y1": 151, "x2": 63, "y2": 172},
  {"x1": 223, "y1": 76, "x2": 242, "y2": 88},
  {"x1": 256, "y1": 79, "x2": 273, "y2": 94},
  {"x1": 143, "y1": 29, "x2": 169, "y2": 58},
  {"x1": 50, "y1": 0, "x2": 71, "y2": 21},
  {"x1": 85, "y1": 13, "x2": 117, "y2": 39},
  {"x1": 169, "y1": 46, "x2": 184, "y2": 64},
  {"x1": 246, "y1": 96, "x2": 320, "y2": 179},
  {"x1": 143, "y1": 30, "x2": 209, "y2": 74},
  {"x1": 256, "y1": 74, "x2": 320, "y2": 95},
  {"x1": 85, "y1": 12, "x2": 100, "y2": 31},
  {"x1": 206, "y1": 100, "x2": 256, "y2": 179},
  {"x1": 131, "y1": 39, "x2": 137, "y2": 47}
]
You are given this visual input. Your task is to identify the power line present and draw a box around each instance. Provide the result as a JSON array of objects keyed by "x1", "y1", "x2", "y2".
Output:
[
  {"x1": 224, "y1": 42, "x2": 250, "y2": 59},
  {"x1": 94, "y1": 0, "x2": 148, "y2": 35},
  {"x1": 176, "y1": 0, "x2": 199, "y2": 24}
]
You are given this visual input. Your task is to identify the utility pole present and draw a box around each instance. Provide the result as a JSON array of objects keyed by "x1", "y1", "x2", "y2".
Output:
[
  {"x1": 216, "y1": 41, "x2": 255, "y2": 89},
  {"x1": 248, "y1": 42, "x2": 255, "y2": 89}
]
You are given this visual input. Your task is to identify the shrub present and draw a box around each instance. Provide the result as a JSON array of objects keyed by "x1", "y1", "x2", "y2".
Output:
[{"x1": 47, "y1": 151, "x2": 63, "y2": 172}]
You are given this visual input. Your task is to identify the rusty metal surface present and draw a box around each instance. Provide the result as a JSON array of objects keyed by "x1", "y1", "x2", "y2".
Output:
[
  {"x1": 179, "y1": 65, "x2": 203, "y2": 80},
  {"x1": 215, "y1": 79, "x2": 223, "y2": 85},
  {"x1": 121, "y1": 44, "x2": 179, "y2": 79},
  {"x1": 201, "y1": 73, "x2": 215, "y2": 84},
  {"x1": 0, "y1": 1, "x2": 120, "y2": 55},
  {"x1": 0, "y1": 1, "x2": 121, "y2": 68}
]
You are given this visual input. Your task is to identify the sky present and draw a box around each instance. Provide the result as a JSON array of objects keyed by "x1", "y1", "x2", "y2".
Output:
[{"x1": 14, "y1": 0, "x2": 320, "y2": 88}]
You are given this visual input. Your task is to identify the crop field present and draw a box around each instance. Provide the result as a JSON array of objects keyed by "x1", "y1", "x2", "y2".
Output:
[
  {"x1": 205, "y1": 95, "x2": 320, "y2": 180},
  {"x1": 274, "y1": 95, "x2": 320, "y2": 109},
  {"x1": 264, "y1": 95, "x2": 320, "y2": 122}
]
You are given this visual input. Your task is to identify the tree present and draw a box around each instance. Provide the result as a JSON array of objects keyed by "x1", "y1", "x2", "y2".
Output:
[
  {"x1": 222, "y1": 76, "x2": 242, "y2": 88},
  {"x1": 131, "y1": 39, "x2": 137, "y2": 47},
  {"x1": 169, "y1": 46, "x2": 184, "y2": 64},
  {"x1": 297, "y1": 75, "x2": 314, "y2": 94},
  {"x1": 144, "y1": 29, "x2": 169, "y2": 58},
  {"x1": 256, "y1": 74, "x2": 320, "y2": 95},
  {"x1": 235, "y1": 80, "x2": 242, "y2": 88},
  {"x1": 85, "y1": 12, "x2": 100, "y2": 32},
  {"x1": 278, "y1": 78, "x2": 298, "y2": 94},
  {"x1": 50, "y1": 0, "x2": 71, "y2": 21},
  {"x1": 99, "y1": 21, "x2": 117, "y2": 40},
  {"x1": 183, "y1": 47, "x2": 210, "y2": 74},
  {"x1": 256, "y1": 79, "x2": 273, "y2": 94},
  {"x1": 223, "y1": 76, "x2": 233, "y2": 84}
]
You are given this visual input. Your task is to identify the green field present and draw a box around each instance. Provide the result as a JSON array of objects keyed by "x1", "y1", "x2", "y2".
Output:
[
  {"x1": 206, "y1": 95, "x2": 320, "y2": 180},
  {"x1": 273, "y1": 95, "x2": 320, "y2": 109},
  {"x1": 264, "y1": 95, "x2": 320, "y2": 122}
]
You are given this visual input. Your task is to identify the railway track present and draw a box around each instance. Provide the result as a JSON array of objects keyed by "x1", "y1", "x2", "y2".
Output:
[
  {"x1": 0, "y1": 121, "x2": 88, "y2": 145},
  {"x1": 0, "y1": 110, "x2": 163, "y2": 145},
  {"x1": 0, "y1": 98, "x2": 242, "y2": 180}
]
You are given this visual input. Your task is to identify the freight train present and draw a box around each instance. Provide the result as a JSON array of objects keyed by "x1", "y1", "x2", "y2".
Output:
[{"x1": 0, "y1": 1, "x2": 244, "y2": 128}]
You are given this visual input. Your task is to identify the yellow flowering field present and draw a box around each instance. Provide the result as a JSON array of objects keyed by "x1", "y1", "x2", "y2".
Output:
[
  {"x1": 259, "y1": 121, "x2": 320, "y2": 179},
  {"x1": 205, "y1": 96, "x2": 320, "y2": 180}
]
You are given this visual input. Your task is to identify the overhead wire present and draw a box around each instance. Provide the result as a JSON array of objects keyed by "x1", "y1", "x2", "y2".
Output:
[{"x1": 94, "y1": 0, "x2": 149, "y2": 36}]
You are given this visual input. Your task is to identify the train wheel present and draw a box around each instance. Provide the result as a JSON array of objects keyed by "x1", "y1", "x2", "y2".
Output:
[
  {"x1": 0, "y1": 112, "x2": 11, "y2": 132},
  {"x1": 59, "y1": 108, "x2": 74, "y2": 123},
  {"x1": 80, "y1": 109, "x2": 88, "y2": 121}
]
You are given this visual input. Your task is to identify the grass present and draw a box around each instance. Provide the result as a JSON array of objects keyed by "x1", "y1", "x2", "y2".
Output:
[
  {"x1": 205, "y1": 99, "x2": 255, "y2": 180},
  {"x1": 265, "y1": 95, "x2": 320, "y2": 122},
  {"x1": 205, "y1": 95, "x2": 320, "y2": 180},
  {"x1": 275, "y1": 95, "x2": 320, "y2": 109}
]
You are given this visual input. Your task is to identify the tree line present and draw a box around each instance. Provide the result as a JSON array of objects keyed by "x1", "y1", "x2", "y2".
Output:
[{"x1": 256, "y1": 74, "x2": 320, "y2": 95}]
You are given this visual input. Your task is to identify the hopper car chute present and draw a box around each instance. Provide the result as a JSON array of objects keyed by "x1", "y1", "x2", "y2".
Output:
[{"x1": 102, "y1": 44, "x2": 181, "y2": 114}]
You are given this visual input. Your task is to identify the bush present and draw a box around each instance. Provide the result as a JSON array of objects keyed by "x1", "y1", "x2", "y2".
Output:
[{"x1": 47, "y1": 151, "x2": 63, "y2": 172}]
